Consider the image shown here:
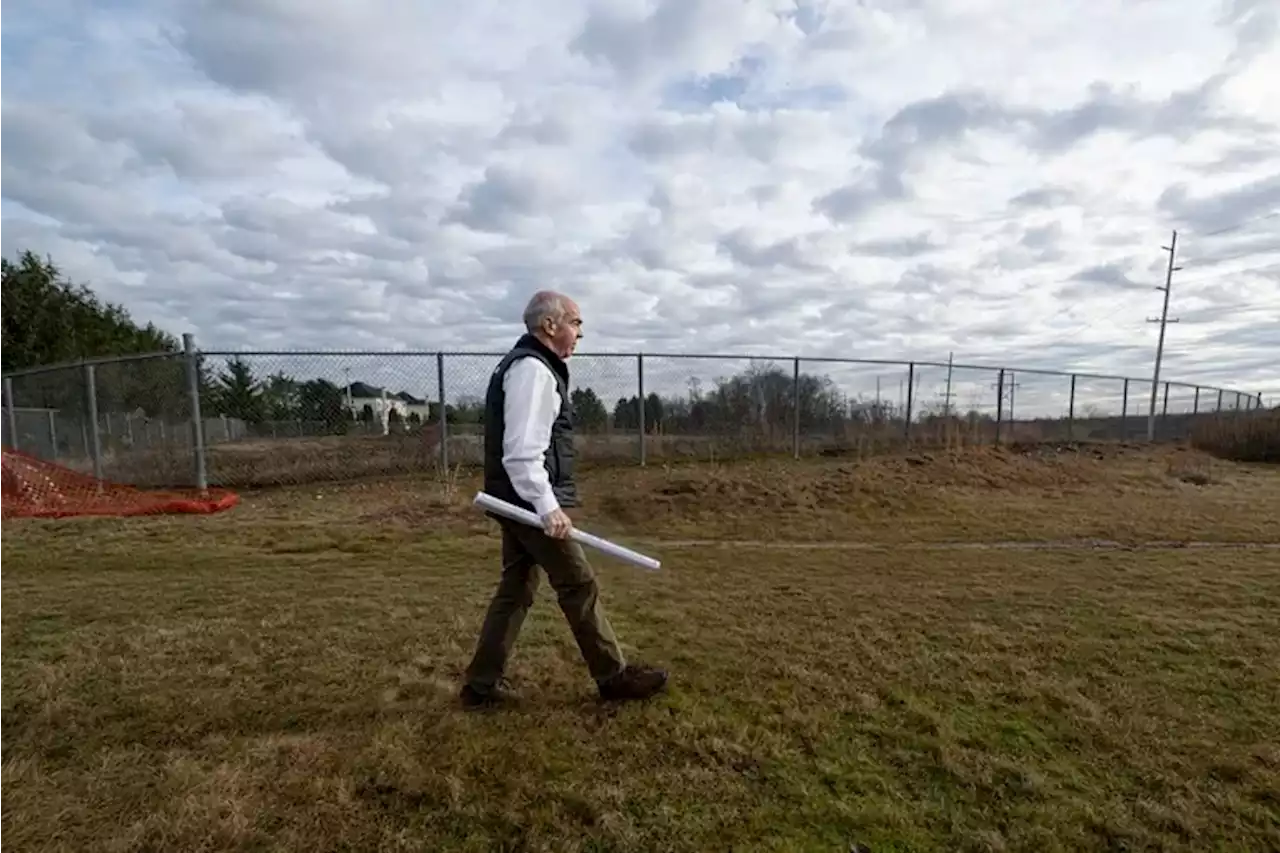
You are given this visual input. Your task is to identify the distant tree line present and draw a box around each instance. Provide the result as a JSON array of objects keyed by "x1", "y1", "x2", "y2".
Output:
[
  {"x1": 3, "y1": 250, "x2": 189, "y2": 418},
  {"x1": 195, "y1": 355, "x2": 922, "y2": 437},
  {"x1": 2, "y1": 251, "x2": 179, "y2": 370}
]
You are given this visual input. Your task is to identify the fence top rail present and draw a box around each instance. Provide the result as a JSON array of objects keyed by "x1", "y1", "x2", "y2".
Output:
[
  {"x1": 1, "y1": 350, "x2": 181, "y2": 379},
  {"x1": 186, "y1": 349, "x2": 1257, "y2": 397},
  {"x1": 1, "y1": 347, "x2": 1254, "y2": 400}
]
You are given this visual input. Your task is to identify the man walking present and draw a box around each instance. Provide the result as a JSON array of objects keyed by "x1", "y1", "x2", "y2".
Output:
[{"x1": 460, "y1": 290, "x2": 669, "y2": 708}]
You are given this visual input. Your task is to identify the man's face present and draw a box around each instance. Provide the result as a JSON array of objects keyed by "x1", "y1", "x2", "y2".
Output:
[{"x1": 544, "y1": 299, "x2": 583, "y2": 359}]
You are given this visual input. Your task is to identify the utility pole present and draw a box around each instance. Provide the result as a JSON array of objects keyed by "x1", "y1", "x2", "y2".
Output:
[
  {"x1": 943, "y1": 351, "x2": 955, "y2": 418},
  {"x1": 1147, "y1": 229, "x2": 1181, "y2": 441},
  {"x1": 991, "y1": 371, "x2": 1022, "y2": 434}
]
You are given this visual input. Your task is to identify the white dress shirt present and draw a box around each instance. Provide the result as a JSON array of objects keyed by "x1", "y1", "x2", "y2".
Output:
[{"x1": 501, "y1": 356, "x2": 563, "y2": 517}]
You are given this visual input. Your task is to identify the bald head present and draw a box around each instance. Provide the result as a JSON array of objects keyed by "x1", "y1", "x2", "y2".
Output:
[
  {"x1": 522, "y1": 290, "x2": 583, "y2": 359},
  {"x1": 523, "y1": 290, "x2": 572, "y2": 333}
]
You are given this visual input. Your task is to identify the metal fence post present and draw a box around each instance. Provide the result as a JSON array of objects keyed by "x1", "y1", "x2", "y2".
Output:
[
  {"x1": 1216, "y1": 388, "x2": 1224, "y2": 414},
  {"x1": 995, "y1": 369, "x2": 1005, "y2": 445},
  {"x1": 1193, "y1": 386, "x2": 1199, "y2": 414},
  {"x1": 637, "y1": 353, "x2": 646, "y2": 467},
  {"x1": 904, "y1": 361, "x2": 915, "y2": 442},
  {"x1": 182, "y1": 333, "x2": 208, "y2": 491},
  {"x1": 1160, "y1": 382, "x2": 1170, "y2": 439},
  {"x1": 1009, "y1": 371, "x2": 1017, "y2": 426},
  {"x1": 792, "y1": 357, "x2": 801, "y2": 459},
  {"x1": 48, "y1": 410, "x2": 58, "y2": 459},
  {"x1": 3, "y1": 377, "x2": 17, "y2": 451},
  {"x1": 85, "y1": 363, "x2": 104, "y2": 483},
  {"x1": 1121, "y1": 378, "x2": 1129, "y2": 439},
  {"x1": 1067, "y1": 374, "x2": 1076, "y2": 441},
  {"x1": 436, "y1": 352, "x2": 448, "y2": 472}
]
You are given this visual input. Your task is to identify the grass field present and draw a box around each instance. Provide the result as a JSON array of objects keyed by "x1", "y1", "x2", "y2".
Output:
[{"x1": 4, "y1": 443, "x2": 1280, "y2": 852}]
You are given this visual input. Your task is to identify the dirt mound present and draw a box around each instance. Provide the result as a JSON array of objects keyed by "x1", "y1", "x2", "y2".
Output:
[
  {"x1": 219, "y1": 441, "x2": 1272, "y2": 547},
  {"x1": 608, "y1": 444, "x2": 1154, "y2": 514},
  {"x1": 842, "y1": 442, "x2": 1156, "y2": 490}
]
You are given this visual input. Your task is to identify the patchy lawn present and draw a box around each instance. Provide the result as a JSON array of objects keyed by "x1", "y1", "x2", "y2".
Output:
[{"x1": 4, "y1": 446, "x2": 1280, "y2": 851}]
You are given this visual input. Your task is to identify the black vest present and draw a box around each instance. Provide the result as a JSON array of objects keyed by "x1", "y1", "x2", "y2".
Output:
[{"x1": 483, "y1": 333, "x2": 579, "y2": 512}]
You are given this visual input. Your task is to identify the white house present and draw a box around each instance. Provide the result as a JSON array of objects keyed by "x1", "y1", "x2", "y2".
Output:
[{"x1": 344, "y1": 382, "x2": 432, "y2": 432}]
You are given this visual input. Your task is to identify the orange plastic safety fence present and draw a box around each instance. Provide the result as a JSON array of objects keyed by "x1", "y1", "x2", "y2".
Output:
[{"x1": 1, "y1": 449, "x2": 239, "y2": 519}]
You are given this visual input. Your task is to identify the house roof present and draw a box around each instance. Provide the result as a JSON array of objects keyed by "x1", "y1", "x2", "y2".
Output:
[
  {"x1": 348, "y1": 381, "x2": 382, "y2": 398},
  {"x1": 346, "y1": 381, "x2": 426, "y2": 405}
]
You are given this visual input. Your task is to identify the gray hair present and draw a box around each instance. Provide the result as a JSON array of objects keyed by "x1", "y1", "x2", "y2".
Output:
[{"x1": 522, "y1": 290, "x2": 569, "y2": 333}]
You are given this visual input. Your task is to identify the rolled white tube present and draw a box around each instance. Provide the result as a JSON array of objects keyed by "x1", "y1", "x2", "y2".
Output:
[{"x1": 472, "y1": 491, "x2": 661, "y2": 571}]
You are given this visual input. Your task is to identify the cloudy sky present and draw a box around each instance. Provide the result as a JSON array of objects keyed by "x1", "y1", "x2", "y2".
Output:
[{"x1": 3, "y1": 0, "x2": 1278, "y2": 410}]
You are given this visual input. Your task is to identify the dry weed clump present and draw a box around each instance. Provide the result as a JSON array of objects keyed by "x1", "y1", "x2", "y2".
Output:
[{"x1": 1190, "y1": 408, "x2": 1280, "y2": 464}]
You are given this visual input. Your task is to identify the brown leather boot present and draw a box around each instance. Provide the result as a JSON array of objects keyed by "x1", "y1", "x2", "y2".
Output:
[{"x1": 598, "y1": 663, "x2": 669, "y2": 702}]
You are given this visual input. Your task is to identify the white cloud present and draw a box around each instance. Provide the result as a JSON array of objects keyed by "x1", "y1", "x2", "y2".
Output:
[{"x1": 3, "y1": 0, "x2": 1278, "y2": 414}]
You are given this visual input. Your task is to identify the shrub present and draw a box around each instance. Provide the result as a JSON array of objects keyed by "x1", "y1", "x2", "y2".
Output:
[{"x1": 1189, "y1": 408, "x2": 1280, "y2": 464}]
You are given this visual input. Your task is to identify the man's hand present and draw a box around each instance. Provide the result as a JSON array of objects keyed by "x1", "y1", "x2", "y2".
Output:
[{"x1": 541, "y1": 508, "x2": 573, "y2": 540}]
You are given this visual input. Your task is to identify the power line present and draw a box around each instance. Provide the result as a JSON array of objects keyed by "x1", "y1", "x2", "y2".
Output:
[
  {"x1": 1192, "y1": 209, "x2": 1280, "y2": 238},
  {"x1": 991, "y1": 370, "x2": 1022, "y2": 419},
  {"x1": 1180, "y1": 245, "x2": 1280, "y2": 269},
  {"x1": 1173, "y1": 261, "x2": 1280, "y2": 287}
]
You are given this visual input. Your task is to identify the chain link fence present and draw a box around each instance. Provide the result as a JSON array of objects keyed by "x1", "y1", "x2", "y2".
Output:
[{"x1": 2, "y1": 338, "x2": 1263, "y2": 490}]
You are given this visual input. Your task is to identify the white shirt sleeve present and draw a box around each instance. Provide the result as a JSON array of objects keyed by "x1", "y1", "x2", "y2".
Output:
[{"x1": 501, "y1": 356, "x2": 563, "y2": 517}]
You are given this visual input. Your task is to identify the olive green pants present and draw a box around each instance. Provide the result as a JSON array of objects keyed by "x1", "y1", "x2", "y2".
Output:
[{"x1": 464, "y1": 519, "x2": 627, "y2": 692}]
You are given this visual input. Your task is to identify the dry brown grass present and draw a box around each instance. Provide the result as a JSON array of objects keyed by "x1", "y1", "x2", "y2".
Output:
[
  {"x1": 4, "y1": 445, "x2": 1280, "y2": 851},
  {"x1": 93, "y1": 417, "x2": 1197, "y2": 490},
  {"x1": 1191, "y1": 408, "x2": 1280, "y2": 464}
]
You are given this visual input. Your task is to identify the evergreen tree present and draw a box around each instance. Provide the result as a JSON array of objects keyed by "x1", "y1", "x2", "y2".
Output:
[
  {"x1": 2, "y1": 250, "x2": 178, "y2": 370},
  {"x1": 214, "y1": 356, "x2": 267, "y2": 424},
  {"x1": 570, "y1": 387, "x2": 608, "y2": 431}
]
